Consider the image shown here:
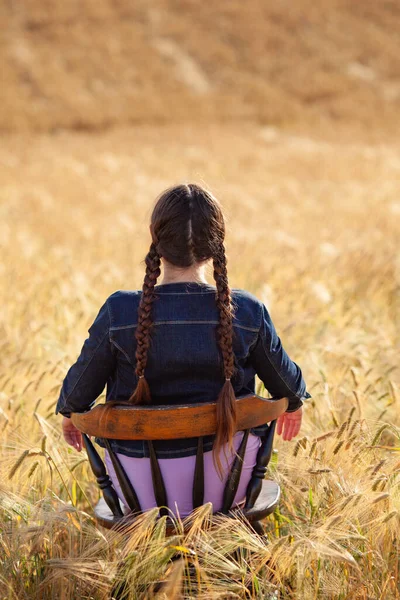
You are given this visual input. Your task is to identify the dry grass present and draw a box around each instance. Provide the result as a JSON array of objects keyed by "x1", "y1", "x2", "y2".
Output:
[
  {"x1": 0, "y1": 123, "x2": 399, "y2": 598},
  {"x1": 2, "y1": 1, "x2": 400, "y2": 138}
]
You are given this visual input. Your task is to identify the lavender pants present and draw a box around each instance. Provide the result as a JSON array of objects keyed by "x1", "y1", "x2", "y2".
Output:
[{"x1": 104, "y1": 431, "x2": 261, "y2": 518}]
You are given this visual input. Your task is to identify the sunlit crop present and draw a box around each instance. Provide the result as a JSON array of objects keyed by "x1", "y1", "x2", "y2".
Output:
[{"x1": 1, "y1": 124, "x2": 399, "y2": 599}]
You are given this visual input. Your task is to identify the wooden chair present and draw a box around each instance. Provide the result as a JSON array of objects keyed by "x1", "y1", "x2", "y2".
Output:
[{"x1": 71, "y1": 394, "x2": 288, "y2": 535}]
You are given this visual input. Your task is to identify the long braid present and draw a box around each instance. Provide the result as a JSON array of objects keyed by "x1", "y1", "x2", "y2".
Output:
[
  {"x1": 128, "y1": 242, "x2": 161, "y2": 405},
  {"x1": 212, "y1": 242, "x2": 237, "y2": 477},
  {"x1": 213, "y1": 244, "x2": 235, "y2": 379}
]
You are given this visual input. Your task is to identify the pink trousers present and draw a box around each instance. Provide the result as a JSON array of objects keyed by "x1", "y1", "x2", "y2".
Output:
[{"x1": 104, "y1": 431, "x2": 261, "y2": 518}]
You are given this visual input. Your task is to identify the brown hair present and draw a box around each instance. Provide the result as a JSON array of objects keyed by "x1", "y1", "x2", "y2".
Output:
[{"x1": 128, "y1": 183, "x2": 237, "y2": 475}]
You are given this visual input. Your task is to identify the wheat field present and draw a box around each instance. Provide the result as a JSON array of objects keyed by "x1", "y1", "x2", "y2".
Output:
[
  {"x1": 1, "y1": 1, "x2": 400, "y2": 598},
  {"x1": 1, "y1": 125, "x2": 399, "y2": 599}
]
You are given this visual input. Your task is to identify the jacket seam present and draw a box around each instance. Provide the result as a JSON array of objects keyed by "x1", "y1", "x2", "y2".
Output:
[
  {"x1": 106, "y1": 297, "x2": 113, "y2": 333},
  {"x1": 258, "y1": 302, "x2": 302, "y2": 398},
  {"x1": 242, "y1": 301, "x2": 263, "y2": 361},
  {"x1": 257, "y1": 301, "x2": 263, "y2": 332},
  {"x1": 243, "y1": 331, "x2": 260, "y2": 361},
  {"x1": 152, "y1": 291, "x2": 217, "y2": 295},
  {"x1": 61, "y1": 330, "x2": 109, "y2": 403},
  {"x1": 110, "y1": 321, "x2": 259, "y2": 332},
  {"x1": 260, "y1": 336, "x2": 302, "y2": 398},
  {"x1": 110, "y1": 339, "x2": 133, "y2": 364}
]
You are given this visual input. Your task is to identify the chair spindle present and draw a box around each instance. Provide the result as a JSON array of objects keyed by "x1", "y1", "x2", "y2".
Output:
[
  {"x1": 244, "y1": 420, "x2": 277, "y2": 511},
  {"x1": 103, "y1": 439, "x2": 141, "y2": 514},
  {"x1": 192, "y1": 436, "x2": 204, "y2": 509},
  {"x1": 147, "y1": 440, "x2": 168, "y2": 517},
  {"x1": 82, "y1": 434, "x2": 123, "y2": 518},
  {"x1": 221, "y1": 429, "x2": 250, "y2": 513}
]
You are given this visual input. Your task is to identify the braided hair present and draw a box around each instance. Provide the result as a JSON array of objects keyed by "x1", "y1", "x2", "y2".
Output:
[
  {"x1": 129, "y1": 183, "x2": 237, "y2": 476},
  {"x1": 128, "y1": 242, "x2": 161, "y2": 405}
]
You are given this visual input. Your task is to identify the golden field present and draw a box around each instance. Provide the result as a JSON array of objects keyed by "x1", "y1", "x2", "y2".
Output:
[{"x1": 1, "y1": 1, "x2": 400, "y2": 598}]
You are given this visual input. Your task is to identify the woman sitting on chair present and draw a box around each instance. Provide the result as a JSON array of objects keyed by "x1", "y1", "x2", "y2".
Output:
[{"x1": 56, "y1": 183, "x2": 311, "y2": 518}]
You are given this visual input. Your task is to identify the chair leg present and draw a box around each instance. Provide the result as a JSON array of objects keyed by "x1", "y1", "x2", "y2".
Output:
[
  {"x1": 249, "y1": 520, "x2": 265, "y2": 535},
  {"x1": 110, "y1": 565, "x2": 128, "y2": 600}
]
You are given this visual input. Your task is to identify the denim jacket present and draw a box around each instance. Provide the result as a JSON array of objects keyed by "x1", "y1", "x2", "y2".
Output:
[{"x1": 56, "y1": 282, "x2": 311, "y2": 458}]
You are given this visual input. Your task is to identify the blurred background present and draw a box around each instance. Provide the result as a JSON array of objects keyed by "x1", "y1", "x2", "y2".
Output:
[{"x1": 2, "y1": 1, "x2": 400, "y2": 135}]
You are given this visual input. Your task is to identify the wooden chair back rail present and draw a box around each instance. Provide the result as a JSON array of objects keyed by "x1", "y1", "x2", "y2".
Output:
[
  {"x1": 72, "y1": 395, "x2": 289, "y2": 527},
  {"x1": 70, "y1": 395, "x2": 288, "y2": 440}
]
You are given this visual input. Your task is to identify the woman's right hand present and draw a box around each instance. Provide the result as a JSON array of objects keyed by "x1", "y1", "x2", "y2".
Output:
[
  {"x1": 62, "y1": 416, "x2": 83, "y2": 452},
  {"x1": 276, "y1": 406, "x2": 303, "y2": 441}
]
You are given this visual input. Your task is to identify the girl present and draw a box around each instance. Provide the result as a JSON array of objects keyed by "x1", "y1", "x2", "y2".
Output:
[{"x1": 57, "y1": 183, "x2": 310, "y2": 517}]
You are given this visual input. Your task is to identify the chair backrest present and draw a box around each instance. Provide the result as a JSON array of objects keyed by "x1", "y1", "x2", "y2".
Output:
[
  {"x1": 71, "y1": 395, "x2": 288, "y2": 522},
  {"x1": 71, "y1": 394, "x2": 288, "y2": 439}
]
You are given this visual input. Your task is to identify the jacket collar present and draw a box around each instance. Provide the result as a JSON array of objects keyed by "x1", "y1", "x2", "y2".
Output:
[{"x1": 154, "y1": 282, "x2": 217, "y2": 294}]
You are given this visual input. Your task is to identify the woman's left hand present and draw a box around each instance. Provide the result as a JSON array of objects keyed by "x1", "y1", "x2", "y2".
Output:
[
  {"x1": 62, "y1": 416, "x2": 83, "y2": 452},
  {"x1": 276, "y1": 406, "x2": 303, "y2": 441}
]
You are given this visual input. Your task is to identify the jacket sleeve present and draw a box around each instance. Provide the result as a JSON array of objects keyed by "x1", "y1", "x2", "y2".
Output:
[
  {"x1": 55, "y1": 298, "x2": 117, "y2": 418},
  {"x1": 248, "y1": 303, "x2": 311, "y2": 412}
]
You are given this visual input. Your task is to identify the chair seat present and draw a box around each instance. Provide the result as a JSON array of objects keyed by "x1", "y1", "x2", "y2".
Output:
[
  {"x1": 93, "y1": 480, "x2": 280, "y2": 530},
  {"x1": 242, "y1": 480, "x2": 280, "y2": 522},
  {"x1": 94, "y1": 498, "x2": 133, "y2": 530}
]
